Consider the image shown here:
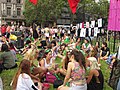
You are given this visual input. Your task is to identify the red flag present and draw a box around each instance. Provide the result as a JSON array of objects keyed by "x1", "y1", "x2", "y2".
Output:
[
  {"x1": 68, "y1": 0, "x2": 80, "y2": 14},
  {"x1": 29, "y1": 0, "x2": 38, "y2": 5}
]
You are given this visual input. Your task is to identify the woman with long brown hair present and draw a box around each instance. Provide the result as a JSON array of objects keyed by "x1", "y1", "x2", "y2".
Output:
[
  {"x1": 12, "y1": 59, "x2": 42, "y2": 90},
  {"x1": 58, "y1": 49, "x2": 87, "y2": 90},
  {"x1": 59, "y1": 50, "x2": 70, "y2": 75}
]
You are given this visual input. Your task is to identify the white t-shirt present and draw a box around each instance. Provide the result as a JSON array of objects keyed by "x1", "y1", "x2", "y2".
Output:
[
  {"x1": 16, "y1": 73, "x2": 38, "y2": 90},
  {"x1": 82, "y1": 43, "x2": 91, "y2": 50},
  {"x1": 54, "y1": 29, "x2": 58, "y2": 33},
  {"x1": 43, "y1": 58, "x2": 53, "y2": 68}
]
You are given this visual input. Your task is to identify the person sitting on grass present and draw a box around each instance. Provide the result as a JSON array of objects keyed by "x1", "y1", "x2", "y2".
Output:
[
  {"x1": 21, "y1": 39, "x2": 32, "y2": 55},
  {"x1": 86, "y1": 46, "x2": 98, "y2": 67},
  {"x1": 39, "y1": 49, "x2": 59, "y2": 74},
  {"x1": 99, "y1": 42, "x2": 110, "y2": 60},
  {"x1": 82, "y1": 38, "x2": 91, "y2": 54},
  {"x1": 8, "y1": 42, "x2": 18, "y2": 62},
  {"x1": 75, "y1": 37, "x2": 82, "y2": 51},
  {"x1": 23, "y1": 44, "x2": 47, "y2": 81},
  {"x1": 0, "y1": 44, "x2": 17, "y2": 72},
  {"x1": 12, "y1": 59, "x2": 42, "y2": 90},
  {"x1": 86, "y1": 56, "x2": 104, "y2": 90},
  {"x1": 58, "y1": 43, "x2": 68, "y2": 57},
  {"x1": 51, "y1": 40, "x2": 59, "y2": 60},
  {"x1": 105, "y1": 45, "x2": 120, "y2": 69},
  {"x1": 59, "y1": 50, "x2": 70, "y2": 76},
  {"x1": 94, "y1": 41, "x2": 101, "y2": 64},
  {"x1": 58, "y1": 49, "x2": 87, "y2": 90}
]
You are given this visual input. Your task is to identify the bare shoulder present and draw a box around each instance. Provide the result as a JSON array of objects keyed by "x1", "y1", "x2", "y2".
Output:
[
  {"x1": 68, "y1": 62, "x2": 73, "y2": 65},
  {"x1": 90, "y1": 69, "x2": 99, "y2": 76},
  {"x1": 68, "y1": 62, "x2": 74, "y2": 68},
  {"x1": 89, "y1": 69, "x2": 97, "y2": 73}
]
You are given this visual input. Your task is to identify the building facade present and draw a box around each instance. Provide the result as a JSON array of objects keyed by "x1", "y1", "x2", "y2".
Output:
[
  {"x1": 57, "y1": 7, "x2": 71, "y2": 25},
  {"x1": 0, "y1": 0, "x2": 24, "y2": 25}
]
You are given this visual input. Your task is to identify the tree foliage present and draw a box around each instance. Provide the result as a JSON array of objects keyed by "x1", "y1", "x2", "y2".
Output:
[
  {"x1": 24, "y1": 0, "x2": 66, "y2": 24},
  {"x1": 23, "y1": 0, "x2": 109, "y2": 24},
  {"x1": 76, "y1": 0, "x2": 109, "y2": 22}
]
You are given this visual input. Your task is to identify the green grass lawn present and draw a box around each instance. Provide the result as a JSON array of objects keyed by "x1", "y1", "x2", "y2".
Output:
[{"x1": 0, "y1": 54, "x2": 112, "y2": 90}]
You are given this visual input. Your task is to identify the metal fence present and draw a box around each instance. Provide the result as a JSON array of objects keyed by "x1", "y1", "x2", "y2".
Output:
[{"x1": 91, "y1": 31, "x2": 120, "y2": 53}]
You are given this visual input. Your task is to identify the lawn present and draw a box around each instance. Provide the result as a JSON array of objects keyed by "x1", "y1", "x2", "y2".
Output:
[{"x1": 0, "y1": 54, "x2": 113, "y2": 90}]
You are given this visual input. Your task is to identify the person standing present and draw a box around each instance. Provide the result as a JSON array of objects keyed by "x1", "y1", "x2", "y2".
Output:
[
  {"x1": 33, "y1": 24, "x2": 39, "y2": 41},
  {"x1": 1, "y1": 24, "x2": 6, "y2": 36}
]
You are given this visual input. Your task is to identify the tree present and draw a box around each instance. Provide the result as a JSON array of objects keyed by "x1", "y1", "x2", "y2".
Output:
[
  {"x1": 76, "y1": 0, "x2": 109, "y2": 22},
  {"x1": 24, "y1": 0, "x2": 66, "y2": 25}
]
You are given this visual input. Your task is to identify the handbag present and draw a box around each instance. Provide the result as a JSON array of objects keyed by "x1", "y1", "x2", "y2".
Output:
[
  {"x1": 45, "y1": 72, "x2": 57, "y2": 84},
  {"x1": 42, "y1": 83, "x2": 50, "y2": 90}
]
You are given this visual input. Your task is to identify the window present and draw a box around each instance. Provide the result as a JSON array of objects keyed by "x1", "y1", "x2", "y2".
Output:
[
  {"x1": 7, "y1": 7, "x2": 11, "y2": 16},
  {"x1": 7, "y1": 0, "x2": 11, "y2": 2},
  {"x1": 16, "y1": 0, "x2": 21, "y2": 3},
  {"x1": 17, "y1": 8, "x2": 21, "y2": 16},
  {"x1": 2, "y1": 10, "x2": 6, "y2": 15}
]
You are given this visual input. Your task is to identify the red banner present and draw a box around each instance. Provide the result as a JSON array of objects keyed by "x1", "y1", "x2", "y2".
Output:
[
  {"x1": 29, "y1": 0, "x2": 38, "y2": 5},
  {"x1": 68, "y1": 0, "x2": 80, "y2": 14}
]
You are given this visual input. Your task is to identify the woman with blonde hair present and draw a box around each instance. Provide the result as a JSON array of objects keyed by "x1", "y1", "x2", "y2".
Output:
[
  {"x1": 23, "y1": 44, "x2": 47, "y2": 80},
  {"x1": 23, "y1": 43, "x2": 38, "y2": 61},
  {"x1": 86, "y1": 53, "x2": 104, "y2": 90},
  {"x1": 12, "y1": 59, "x2": 42, "y2": 90}
]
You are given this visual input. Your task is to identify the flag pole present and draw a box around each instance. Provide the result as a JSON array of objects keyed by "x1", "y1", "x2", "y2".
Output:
[{"x1": 113, "y1": 31, "x2": 116, "y2": 52}]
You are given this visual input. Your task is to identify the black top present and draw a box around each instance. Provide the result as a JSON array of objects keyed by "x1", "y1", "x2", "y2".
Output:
[
  {"x1": 101, "y1": 47, "x2": 110, "y2": 56},
  {"x1": 87, "y1": 70, "x2": 104, "y2": 90},
  {"x1": 70, "y1": 29, "x2": 76, "y2": 34},
  {"x1": 33, "y1": 29, "x2": 38, "y2": 39}
]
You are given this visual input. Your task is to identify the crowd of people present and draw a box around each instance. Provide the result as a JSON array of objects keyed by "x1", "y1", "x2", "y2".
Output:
[{"x1": 0, "y1": 23, "x2": 119, "y2": 90}]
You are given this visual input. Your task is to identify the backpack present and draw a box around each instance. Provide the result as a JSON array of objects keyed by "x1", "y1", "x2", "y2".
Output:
[{"x1": 108, "y1": 46, "x2": 120, "y2": 90}]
